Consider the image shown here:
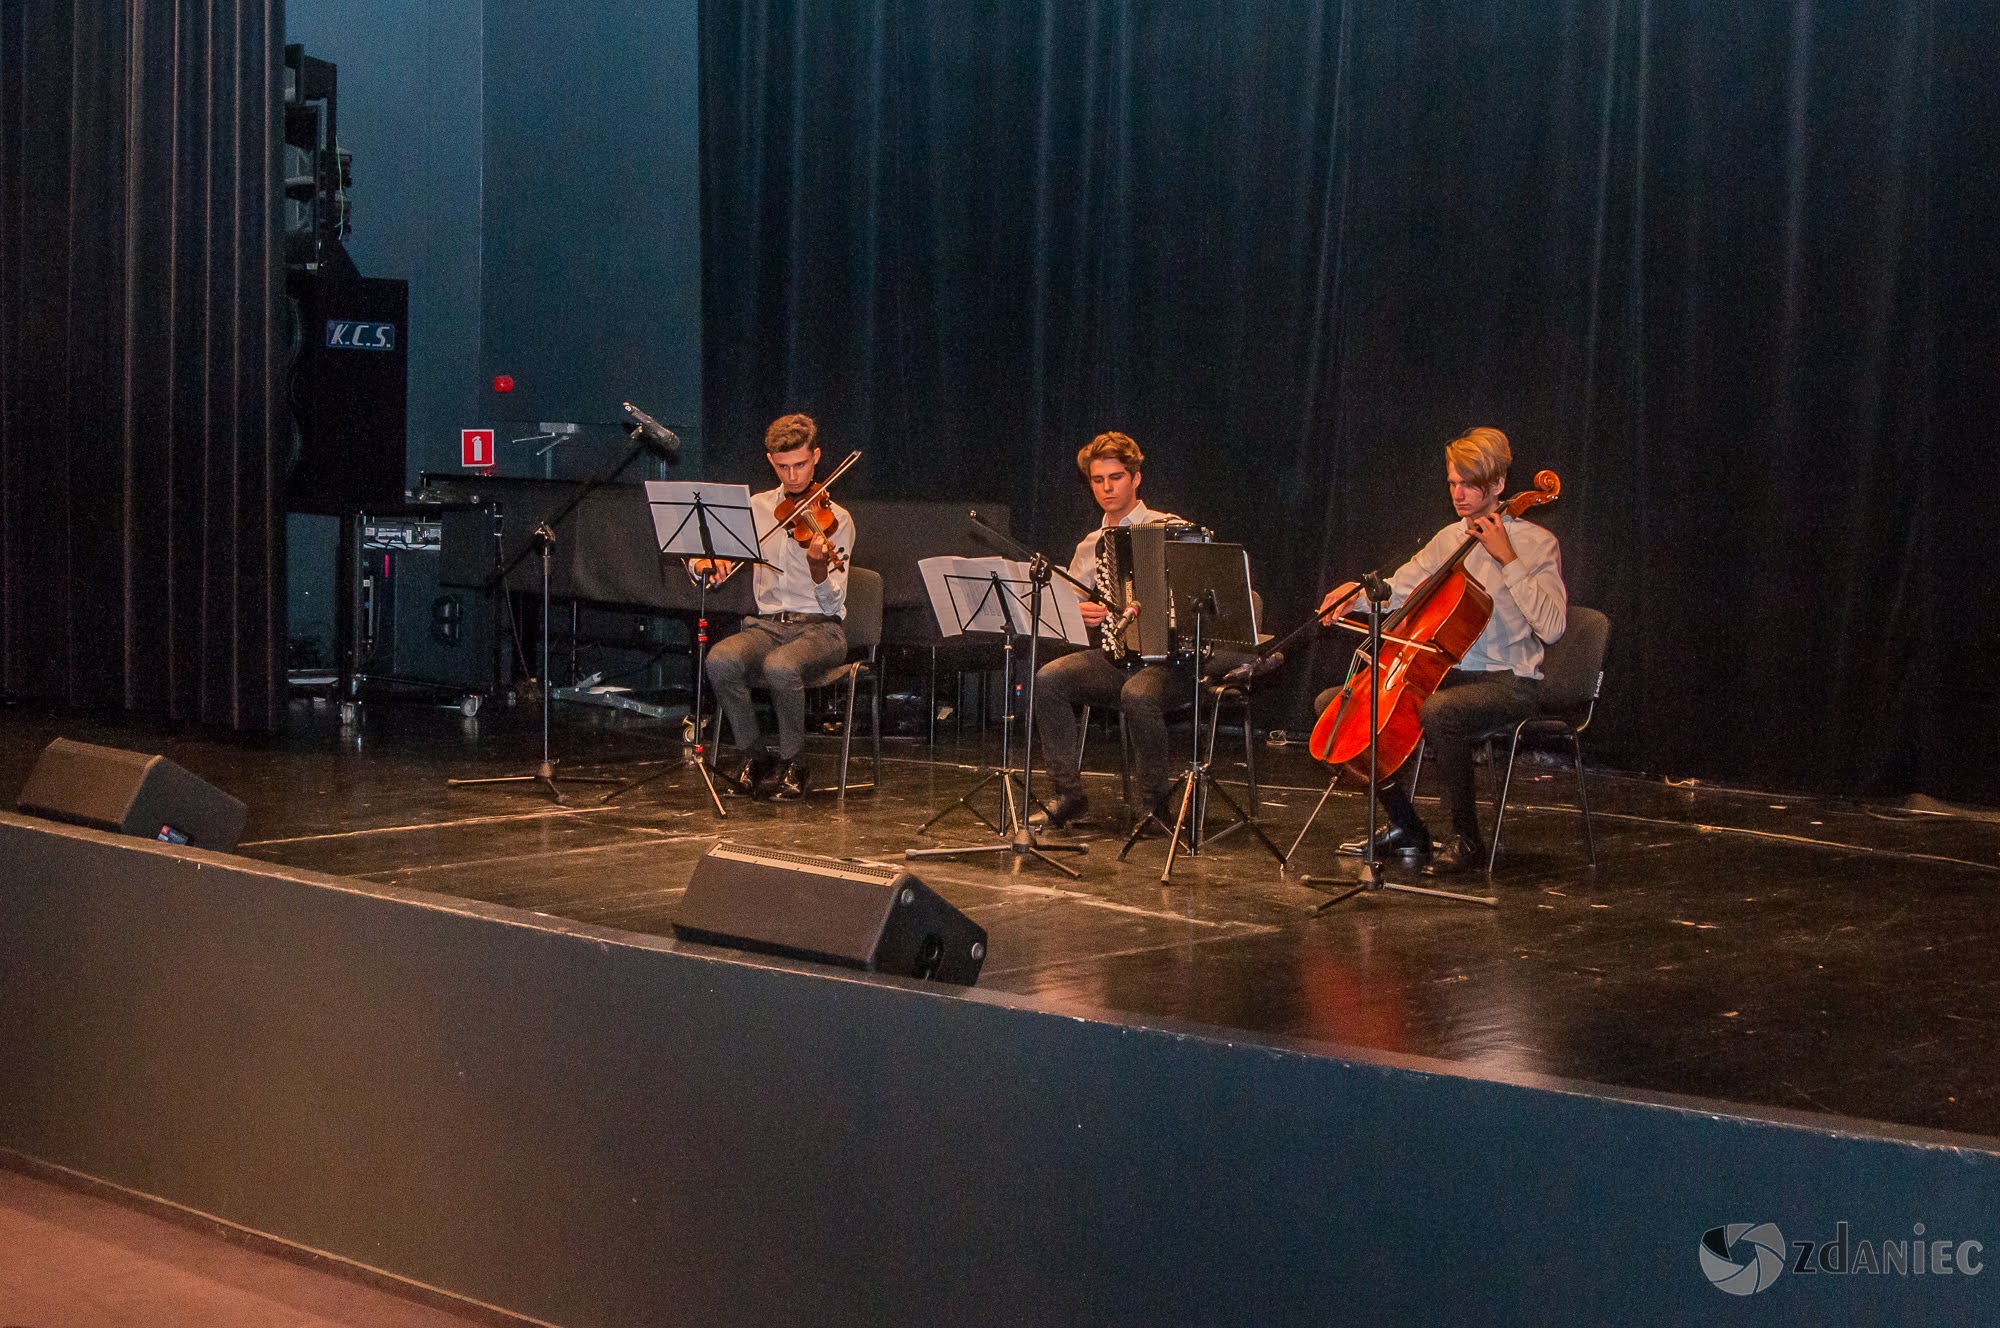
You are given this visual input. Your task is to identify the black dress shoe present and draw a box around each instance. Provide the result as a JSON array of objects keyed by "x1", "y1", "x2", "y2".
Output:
[
  {"x1": 730, "y1": 752, "x2": 776, "y2": 798},
  {"x1": 765, "y1": 758, "x2": 809, "y2": 801},
  {"x1": 1339, "y1": 822, "x2": 1433, "y2": 860},
  {"x1": 1032, "y1": 791, "x2": 1089, "y2": 829},
  {"x1": 1424, "y1": 834, "x2": 1488, "y2": 877}
]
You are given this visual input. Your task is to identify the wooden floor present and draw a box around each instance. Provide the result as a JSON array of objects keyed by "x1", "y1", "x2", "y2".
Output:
[
  {"x1": 3, "y1": 692, "x2": 1997, "y2": 1142},
  {"x1": 0, "y1": 1164, "x2": 501, "y2": 1327}
]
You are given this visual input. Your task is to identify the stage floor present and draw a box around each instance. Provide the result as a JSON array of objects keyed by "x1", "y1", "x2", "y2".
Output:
[{"x1": 5, "y1": 695, "x2": 1997, "y2": 1141}]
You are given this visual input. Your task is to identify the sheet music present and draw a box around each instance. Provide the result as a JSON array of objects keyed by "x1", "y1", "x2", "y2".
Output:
[
  {"x1": 643, "y1": 481, "x2": 761, "y2": 562},
  {"x1": 918, "y1": 556, "x2": 1089, "y2": 645}
]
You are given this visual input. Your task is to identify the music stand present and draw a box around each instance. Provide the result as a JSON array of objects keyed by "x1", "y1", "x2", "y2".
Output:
[
  {"x1": 1114, "y1": 543, "x2": 1287, "y2": 883},
  {"x1": 907, "y1": 533, "x2": 1088, "y2": 878},
  {"x1": 600, "y1": 482, "x2": 766, "y2": 814},
  {"x1": 914, "y1": 556, "x2": 1087, "y2": 837}
]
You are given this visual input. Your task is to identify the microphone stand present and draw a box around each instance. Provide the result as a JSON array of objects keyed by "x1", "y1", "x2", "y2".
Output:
[
  {"x1": 1303, "y1": 573, "x2": 1494, "y2": 910},
  {"x1": 447, "y1": 422, "x2": 667, "y2": 805},
  {"x1": 907, "y1": 547, "x2": 1087, "y2": 878},
  {"x1": 1119, "y1": 589, "x2": 1286, "y2": 883}
]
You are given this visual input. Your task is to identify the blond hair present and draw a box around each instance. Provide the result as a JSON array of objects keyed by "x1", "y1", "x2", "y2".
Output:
[
  {"x1": 1445, "y1": 427, "x2": 1510, "y2": 487},
  {"x1": 764, "y1": 413, "x2": 818, "y2": 454},
  {"x1": 1076, "y1": 431, "x2": 1144, "y2": 478}
]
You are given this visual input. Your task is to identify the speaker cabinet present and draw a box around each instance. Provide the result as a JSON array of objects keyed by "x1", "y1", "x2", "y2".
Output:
[
  {"x1": 676, "y1": 844, "x2": 987, "y2": 986},
  {"x1": 286, "y1": 272, "x2": 409, "y2": 514},
  {"x1": 17, "y1": 739, "x2": 248, "y2": 851},
  {"x1": 372, "y1": 546, "x2": 499, "y2": 691}
]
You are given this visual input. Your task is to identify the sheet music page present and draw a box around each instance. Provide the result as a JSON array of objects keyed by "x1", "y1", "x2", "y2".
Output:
[
  {"x1": 643, "y1": 481, "x2": 760, "y2": 562},
  {"x1": 918, "y1": 556, "x2": 1089, "y2": 645}
]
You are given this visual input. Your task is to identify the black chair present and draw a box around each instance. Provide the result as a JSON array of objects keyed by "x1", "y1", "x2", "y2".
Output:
[
  {"x1": 805, "y1": 566, "x2": 885, "y2": 801},
  {"x1": 1406, "y1": 606, "x2": 1611, "y2": 872},
  {"x1": 840, "y1": 498, "x2": 1013, "y2": 749}
]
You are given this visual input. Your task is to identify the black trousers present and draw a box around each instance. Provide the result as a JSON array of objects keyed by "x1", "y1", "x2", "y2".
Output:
[
  {"x1": 1033, "y1": 647, "x2": 1193, "y2": 805},
  {"x1": 1319, "y1": 668, "x2": 1542, "y2": 843}
]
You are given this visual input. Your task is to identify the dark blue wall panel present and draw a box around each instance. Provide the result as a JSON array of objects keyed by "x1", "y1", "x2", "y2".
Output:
[
  {"x1": 281, "y1": 1, "x2": 702, "y2": 658},
  {"x1": 481, "y1": 0, "x2": 705, "y2": 467},
  {"x1": 282, "y1": 0, "x2": 701, "y2": 476}
]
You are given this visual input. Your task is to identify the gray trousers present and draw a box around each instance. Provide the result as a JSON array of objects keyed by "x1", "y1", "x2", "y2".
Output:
[
  {"x1": 705, "y1": 617, "x2": 847, "y2": 761},
  {"x1": 1033, "y1": 647, "x2": 1194, "y2": 804}
]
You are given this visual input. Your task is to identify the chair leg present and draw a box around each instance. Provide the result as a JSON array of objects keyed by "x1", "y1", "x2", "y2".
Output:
[
  {"x1": 869, "y1": 665, "x2": 882, "y2": 789},
  {"x1": 1406, "y1": 740, "x2": 1425, "y2": 799},
  {"x1": 1077, "y1": 704, "x2": 1092, "y2": 775},
  {"x1": 1571, "y1": 731, "x2": 1594, "y2": 865},
  {"x1": 1488, "y1": 730, "x2": 1525, "y2": 875},
  {"x1": 1119, "y1": 712, "x2": 1133, "y2": 809},
  {"x1": 1488, "y1": 737, "x2": 1504, "y2": 820},
  {"x1": 1240, "y1": 695, "x2": 1258, "y2": 814},
  {"x1": 838, "y1": 674, "x2": 857, "y2": 802}
]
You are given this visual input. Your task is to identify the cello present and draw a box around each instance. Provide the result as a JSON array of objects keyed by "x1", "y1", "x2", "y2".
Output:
[{"x1": 1307, "y1": 470, "x2": 1561, "y2": 781}]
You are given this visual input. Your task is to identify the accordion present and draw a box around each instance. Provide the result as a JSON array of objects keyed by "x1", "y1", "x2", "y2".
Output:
[{"x1": 1095, "y1": 522, "x2": 1257, "y2": 665}]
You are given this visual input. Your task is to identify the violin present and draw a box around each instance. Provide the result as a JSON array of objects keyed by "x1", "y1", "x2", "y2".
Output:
[
  {"x1": 688, "y1": 449, "x2": 862, "y2": 587},
  {"x1": 1307, "y1": 470, "x2": 1562, "y2": 781},
  {"x1": 769, "y1": 449, "x2": 860, "y2": 569},
  {"x1": 774, "y1": 487, "x2": 848, "y2": 570}
]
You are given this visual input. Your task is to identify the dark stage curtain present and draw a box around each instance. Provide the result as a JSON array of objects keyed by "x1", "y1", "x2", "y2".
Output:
[
  {"x1": 701, "y1": 1, "x2": 1999, "y2": 804},
  {"x1": 0, "y1": 0, "x2": 287, "y2": 730}
]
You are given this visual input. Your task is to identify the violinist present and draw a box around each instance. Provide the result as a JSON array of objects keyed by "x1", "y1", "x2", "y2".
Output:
[
  {"x1": 1031, "y1": 431, "x2": 1190, "y2": 831},
  {"x1": 1316, "y1": 427, "x2": 1567, "y2": 875},
  {"x1": 693, "y1": 413, "x2": 853, "y2": 801}
]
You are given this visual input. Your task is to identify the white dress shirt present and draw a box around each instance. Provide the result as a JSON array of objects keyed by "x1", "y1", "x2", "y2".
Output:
[
  {"x1": 747, "y1": 485, "x2": 853, "y2": 618},
  {"x1": 1383, "y1": 515, "x2": 1567, "y2": 678},
  {"x1": 1066, "y1": 501, "x2": 1183, "y2": 591}
]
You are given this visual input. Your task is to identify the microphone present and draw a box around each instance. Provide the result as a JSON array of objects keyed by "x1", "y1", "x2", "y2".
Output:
[
  {"x1": 621, "y1": 401, "x2": 681, "y2": 456},
  {"x1": 1361, "y1": 570, "x2": 1392, "y2": 603}
]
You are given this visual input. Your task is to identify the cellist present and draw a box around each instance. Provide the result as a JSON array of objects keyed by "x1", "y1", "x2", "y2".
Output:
[{"x1": 1315, "y1": 427, "x2": 1568, "y2": 875}]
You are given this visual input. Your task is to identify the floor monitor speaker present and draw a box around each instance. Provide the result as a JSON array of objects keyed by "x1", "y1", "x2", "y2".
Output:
[
  {"x1": 16, "y1": 738, "x2": 248, "y2": 851},
  {"x1": 676, "y1": 844, "x2": 986, "y2": 986}
]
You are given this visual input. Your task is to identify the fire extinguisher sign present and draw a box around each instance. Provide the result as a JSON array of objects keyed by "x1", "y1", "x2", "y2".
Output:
[{"x1": 461, "y1": 429, "x2": 495, "y2": 468}]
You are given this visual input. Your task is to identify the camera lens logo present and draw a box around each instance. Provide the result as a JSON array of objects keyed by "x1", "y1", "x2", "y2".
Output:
[{"x1": 1701, "y1": 1223, "x2": 1787, "y2": 1296}]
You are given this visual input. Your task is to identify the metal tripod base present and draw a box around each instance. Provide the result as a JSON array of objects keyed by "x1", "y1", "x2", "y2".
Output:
[
  {"x1": 1119, "y1": 762, "x2": 1286, "y2": 884},
  {"x1": 918, "y1": 766, "x2": 1027, "y2": 837},
  {"x1": 598, "y1": 745, "x2": 728, "y2": 817},
  {"x1": 1284, "y1": 773, "x2": 1347, "y2": 864},
  {"x1": 905, "y1": 820, "x2": 1088, "y2": 879},
  {"x1": 1301, "y1": 861, "x2": 1497, "y2": 910},
  {"x1": 447, "y1": 759, "x2": 621, "y2": 807}
]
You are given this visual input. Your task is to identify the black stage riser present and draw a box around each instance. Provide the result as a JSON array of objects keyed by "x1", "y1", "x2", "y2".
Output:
[{"x1": 0, "y1": 812, "x2": 1992, "y2": 1327}]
